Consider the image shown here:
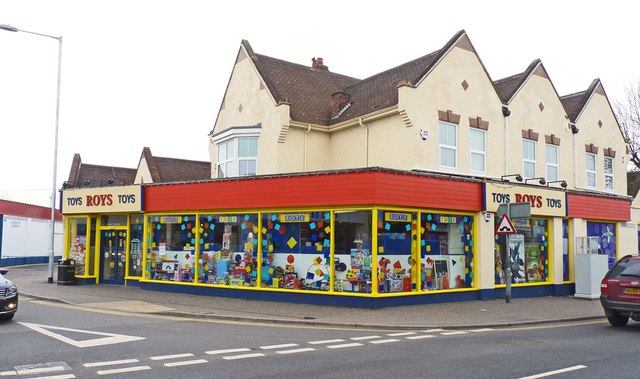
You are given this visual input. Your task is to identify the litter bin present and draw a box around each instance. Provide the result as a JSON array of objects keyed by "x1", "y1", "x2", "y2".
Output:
[{"x1": 57, "y1": 259, "x2": 76, "y2": 285}]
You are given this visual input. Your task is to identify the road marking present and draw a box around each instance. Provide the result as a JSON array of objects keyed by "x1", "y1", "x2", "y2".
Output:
[
  {"x1": 440, "y1": 331, "x2": 468, "y2": 336},
  {"x1": 406, "y1": 334, "x2": 436, "y2": 340},
  {"x1": 309, "y1": 339, "x2": 345, "y2": 344},
  {"x1": 469, "y1": 328, "x2": 494, "y2": 333},
  {"x1": 369, "y1": 339, "x2": 400, "y2": 344},
  {"x1": 206, "y1": 348, "x2": 251, "y2": 355},
  {"x1": 223, "y1": 353, "x2": 265, "y2": 360},
  {"x1": 387, "y1": 332, "x2": 416, "y2": 336},
  {"x1": 26, "y1": 375, "x2": 75, "y2": 379},
  {"x1": 519, "y1": 365, "x2": 587, "y2": 379},
  {"x1": 18, "y1": 322, "x2": 145, "y2": 348},
  {"x1": 422, "y1": 328, "x2": 445, "y2": 332},
  {"x1": 0, "y1": 371, "x2": 17, "y2": 376},
  {"x1": 351, "y1": 335, "x2": 380, "y2": 341},
  {"x1": 276, "y1": 348, "x2": 316, "y2": 355},
  {"x1": 150, "y1": 353, "x2": 194, "y2": 361},
  {"x1": 327, "y1": 343, "x2": 363, "y2": 349},
  {"x1": 96, "y1": 366, "x2": 151, "y2": 375},
  {"x1": 16, "y1": 366, "x2": 65, "y2": 375},
  {"x1": 164, "y1": 359, "x2": 208, "y2": 367},
  {"x1": 84, "y1": 359, "x2": 139, "y2": 367},
  {"x1": 260, "y1": 343, "x2": 298, "y2": 350}
]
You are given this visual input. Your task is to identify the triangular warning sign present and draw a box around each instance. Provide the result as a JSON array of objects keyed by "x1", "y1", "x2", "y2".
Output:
[
  {"x1": 496, "y1": 214, "x2": 516, "y2": 235},
  {"x1": 18, "y1": 322, "x2": 145, "y2": 348}
]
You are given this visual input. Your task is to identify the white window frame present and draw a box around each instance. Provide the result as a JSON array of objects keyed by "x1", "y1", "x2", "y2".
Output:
[
  {"x1": 522, "y1": 139, "x2": 536, "y2": 179},
  {"x1": 585, "y1": 153, "x2": 597, "y2": 188},
  {"x1": 545, "y1": 144, "x2": 559, "y2": 182},
  {"x1": 604, "y1": 156, "x2": 614, "y2": 191},
  {"x1": 439, "y1": 121, "x2": 457, "y2": 169},
  {"x1": 211, "y1": 126, "x2": 260, "y2": 178},
  {"x1": 469, "y1": 128, "x2": 486, "y2": 173}
]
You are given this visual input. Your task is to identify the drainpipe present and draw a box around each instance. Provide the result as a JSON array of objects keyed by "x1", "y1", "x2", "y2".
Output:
[
  {"x1": 572, "y1": 123, "x2": 578, "y2": 186},
  {"x1": 359, "y1": 117, "x2": 369, "y2": 167},
  {"x1": 502, "y1": 106, "x2": 511, "y2": 174},
  {"x1": 304, "y1": 124, "x2": 311, "y2": 172}
]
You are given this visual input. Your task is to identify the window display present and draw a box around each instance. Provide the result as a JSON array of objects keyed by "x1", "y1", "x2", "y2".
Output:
[
  {"x1": 146, "y1": 214, "x2": 197, "y2": 283},
  {"x1": 494, "y1": 217, "x2": 549, "y2": 284},
  {"x1": 260, "y1": 211, "x2": 331, "y2": 291},
  {"x1": 197, "y1": 213, "x2": 259, "y2": 286},
  {"x1": 334, "y1": 211, "x2": 372, "y2": 293},
  {"x1": 421, "y1": 214, "x2": 474, "y2": 290},
  {"x1": 129, "y1": 214, "x2": 143, "y2": 277},
  {"x1": 376, "y1": 211, "x2": 418, "y2": 293},
  {"x1": 68, "y1": 218, "x2": 88, "y2": 275},
  {"x1": 587, "y1": 221, "x2": 617, "y2": 268}
]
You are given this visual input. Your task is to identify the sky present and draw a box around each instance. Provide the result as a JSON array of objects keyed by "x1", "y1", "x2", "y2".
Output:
[{"x1": 0, "y1": 0, "x2": 638, "y2": 207}]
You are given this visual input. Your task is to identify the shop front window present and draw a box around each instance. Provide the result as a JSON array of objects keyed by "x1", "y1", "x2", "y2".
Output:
[
  {"x1": 197, "y1": 213, "x2": 258, "y2": 286},
  {"x1": 421, "y1": 213, "x2": 474, "y2": 290},
  {"x1": 562, "y1": 219, "x2": 569, "y2": 282},
  {"x1": 260, "y1": 211, "x2": 331, "y2": 291},
  {"x1": 146, "y1": 215, "x2": 197, "y2": 283},
  {"x1": 587, "y1": 221, "x2": 617, "y2": 268},
  {"x1": 495, "y1": 217, "x2": 549, "y2": 284},
  {"x1": 334, "y1": 211, "x2": 372, "y2": 294},
  {"x1": 377, "y1": 211, "x2": 418, "y2": 293},
  {"x1": 68, "y1": 218, "x2": 88, "y2": 276},
  {"x1": 129, "y1": 214, "x2": 143, "y2": 277}
]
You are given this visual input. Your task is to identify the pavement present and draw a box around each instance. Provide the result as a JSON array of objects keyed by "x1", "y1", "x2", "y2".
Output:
[{"x1": 4, "y1": 264, "x2": 606, "y2": 330}]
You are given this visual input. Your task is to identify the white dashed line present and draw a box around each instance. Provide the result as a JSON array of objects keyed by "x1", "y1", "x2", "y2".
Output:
[
  {"x1": 309, "y1": 339, "x2": 345, "y2": 344},
  {"x1": 0, "y1": 371, "x2": 17, "y2": 376},
  {"x1": 350, "y1": 335, "x2": 381, "y2": 341},
  {"x1": 519, "y1": 365, "x2": 587, "y2": 379},
  {"x1": 469, "y1": 328, "x2": 494, "y2": 333},
  {"x1": 422, "y1": 328, "x2": 445, "y2": 332},
  {"x1": 84, "y1": 359, "x2": 139, "y2": 368},
  {"x1": 206, "y1": 348, "x2": 251, "y2": 355},
  {"x1": 150, "y1": 353, "x2": 194, "y2": 361},
  {"x1": 260, "y1": 343, "x2": 298, "y2": 350},
  {"x1": 327, "y1": 343, "x2": 363, "y2": 349},
  {"x1": 369, "y1": 339, "x2": 400, "y2": 344},
  {"x1": 27, "y1": 375, "x2": 75, "y2": 379},
  {"x1": 164, "y1": 359, "x2": 208, "y2": 367},
  {"x1": 440, "y1": 331, "x2": 468, "y2": 336},
  {"x1": 406, "y1": 334, "x2": 436, "y2": 340},
  {"x1": 96, "y1": 366, "x2": 151, "y2": 375},
  {"x1": 276, "y1": 348, "x2": 316, "y2": 355},
  {"x1": 387, "y1": 332, "x2": 416, "y2": 336},
  {"x1": 223, "y1": 353, "x2": 265, "y2": 360},
  {"x1": 16, "y1": 366, "x2": 66, "y2": 375}
]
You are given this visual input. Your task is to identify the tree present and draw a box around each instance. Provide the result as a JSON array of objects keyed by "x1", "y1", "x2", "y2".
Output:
[{"x1": 615, "y1": 80, "x2": 640, "y2": 170}]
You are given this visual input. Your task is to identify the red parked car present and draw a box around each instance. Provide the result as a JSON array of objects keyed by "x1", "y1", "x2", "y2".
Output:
[{"x1": 600, "y1": 255, "x2": 640, "y2": 327}]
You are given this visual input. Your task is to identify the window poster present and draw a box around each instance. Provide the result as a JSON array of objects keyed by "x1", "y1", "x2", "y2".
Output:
[{"x1": 509, "y1": 234, "x2": 525, "y2": 283}]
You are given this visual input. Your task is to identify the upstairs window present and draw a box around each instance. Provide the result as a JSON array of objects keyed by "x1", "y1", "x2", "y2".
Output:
[
  {"x1": 604, "y1": 156, "x2": 614, "y2": 191},
  {"x1": 211, "y1": 125, "x2": 260, "y2": 178},
  {"x1": 585, "y1": 153, "x2": 596, "y2": 188},
  {"x1": 546, "y1": 144, "x2": 559, "y2": 182},
  {"x1": 439, "y1": 121, "x2": 457, "y2": 169},
  {"x1": 469, "y1": 128, "x2": 486, "y2": 172},
  {"x1": 522, "y1": 139, "x2": 536, "y2": 179}
]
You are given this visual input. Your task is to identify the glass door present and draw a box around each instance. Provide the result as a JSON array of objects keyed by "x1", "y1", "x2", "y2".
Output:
[{"x1": 100, "y1": 229, "x2": 126, "y2": 284}]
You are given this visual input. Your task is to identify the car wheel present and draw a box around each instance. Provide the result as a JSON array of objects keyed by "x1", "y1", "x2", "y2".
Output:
[{"x1": 607, "y1": 313, "x2": 629, "y2": 327}]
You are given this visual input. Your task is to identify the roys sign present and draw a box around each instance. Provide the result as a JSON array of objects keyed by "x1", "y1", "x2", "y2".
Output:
[
  {"x1": 483, "y1": 182, "x2": 567, "y2": 217},
  {"x1": 62, "y1": 185, "x2": 143, "y2": 214}
]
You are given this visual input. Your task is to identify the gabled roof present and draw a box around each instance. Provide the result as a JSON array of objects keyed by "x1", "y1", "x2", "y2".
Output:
[
  {"x1": 493, "y1": 59, "x2": 542, "y2": 103},
  {"x1": 139, "y1": 147, "x2": 211, "y2": 183},
  {"x1": 560, "y1": 79, "x2": 601, "y2": 122},
  {"x1": 65, "y1": 153, "x2": 136, "y2": 188},
  {"x1": 243, "y1": 30, "x2": 484, "y2": 126}
]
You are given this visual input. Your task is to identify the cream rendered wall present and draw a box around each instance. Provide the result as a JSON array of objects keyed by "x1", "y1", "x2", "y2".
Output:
[
  {"x1": 209, "y1": 48, "x2": 290, "y2": 177},
  {"x1": 573, "y1": 91, "x2": 628, "y2": 195},
  {"x1": 134, "y1": 158, "x2": 152, "y2": 184},
  {"x1": 504, "y1": 73, "x2": 572, "y2": 186},
  {"x1": 550, "y1": 217, "x2": 564, "y2": 284},
  {"x1": 275, "y1": 127, "x2": 332, "y2": 173},
  {"x1": 328, "y1": 124, "x2": 369, "y2": 169},
  {"x1": 631, "y1": 194, "x2": 640, "y2": 255},
  {"x1": 476, "y1": 211, "x2": 497, "y2": 289}
]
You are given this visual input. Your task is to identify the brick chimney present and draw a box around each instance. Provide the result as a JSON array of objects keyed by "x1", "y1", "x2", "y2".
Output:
[
  {"x1": 330, "y1": 92, "x2": 351, "y2": 119},
  {"x1": 311, "y1": 57, "x2": 328, "y2": 70}
]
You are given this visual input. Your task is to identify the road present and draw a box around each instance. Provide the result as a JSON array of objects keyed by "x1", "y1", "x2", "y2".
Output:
[{"x1": 1, "y1": 298, "x2": 639, "y2": 378}]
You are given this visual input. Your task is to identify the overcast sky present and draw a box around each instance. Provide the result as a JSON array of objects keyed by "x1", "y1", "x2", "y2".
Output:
[{"x1": 1, "y1": 0, "x2": 638, "y2": 207}]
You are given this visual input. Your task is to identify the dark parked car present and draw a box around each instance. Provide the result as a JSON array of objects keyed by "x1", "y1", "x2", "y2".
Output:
[
  {"x1": 0, "y1": 268, "x2": 18, "y2": 321},
  {"x1": 600, "y1": 255, "x2": 640, "y2": 327}
]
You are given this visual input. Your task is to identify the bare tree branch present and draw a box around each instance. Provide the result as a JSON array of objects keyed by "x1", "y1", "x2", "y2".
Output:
[{"x1": 614, "y1": 79, "x2": 640, "y2": 170}]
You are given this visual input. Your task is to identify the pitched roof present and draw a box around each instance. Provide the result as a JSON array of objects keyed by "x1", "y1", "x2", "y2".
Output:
[
  {"x1": 560, "y1": 79, "x2": 600, "y2": 122},
  {"x1": 493, "y1": 59, "x2": 542, "y2": 103},
  {"x1": 140, "y1": 147, "x2": 211, "y2": 183},
  {"x1": 247, "y1": 30, "x2": 470, "y2": 126},
  {"x1": 65, "y1": 153, "x2": 136, "y2": 188},
  {"x1": 628, "y1": 171, "x2": 640, "y2": 198}
]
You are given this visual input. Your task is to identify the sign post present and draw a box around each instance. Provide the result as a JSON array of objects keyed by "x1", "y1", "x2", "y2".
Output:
[{"x1": 496, "y1": 203, "x2": 521, "y2": 303}]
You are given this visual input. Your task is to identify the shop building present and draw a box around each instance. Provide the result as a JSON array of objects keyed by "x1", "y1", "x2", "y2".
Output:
[{"x1": 61, "y1": 30, "x2": 633, "y2": 307}]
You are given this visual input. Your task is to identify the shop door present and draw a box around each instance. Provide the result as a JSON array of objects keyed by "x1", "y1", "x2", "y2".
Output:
[{"x1": 100, "y1": 229, "x2": 126, "y2": 285}]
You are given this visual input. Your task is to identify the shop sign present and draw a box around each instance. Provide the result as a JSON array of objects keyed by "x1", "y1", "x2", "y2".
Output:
[
  {"x1": 218, "y1": 216, "x2": 239, "y2": 223},
  {"x1": 62, "y1": 185, "x2": 142, "y2": 214},
  {"x1": 436, "y1": 215, "x2": 458, "y2": 224},
  {"x1": 384, "y1": 212, "x2": 411, "y2": 222},
  {"x1": 161, "y1": 216, "x2": 182, "y2": 224},
  {"x1": 279, "y1": 213, "x2": 310, "y2": 223},
  {"x1": 483, "y1": 183, "x2": 566, "y2": 217}
]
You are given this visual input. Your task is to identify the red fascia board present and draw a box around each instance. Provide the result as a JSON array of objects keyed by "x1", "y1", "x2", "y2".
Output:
[
  {"x1": 144, "y1": 171, "x2": 483, "y2": 213},
  {"x1": 0, "y1": 200, "x2": 63, "y2": 221},
  {"x1": 567, "y1": 193, "x2": 631, "y2": 221}
]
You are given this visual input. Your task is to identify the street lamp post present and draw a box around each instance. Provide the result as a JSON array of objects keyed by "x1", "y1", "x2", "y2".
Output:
[{"x1": 0, "y1": 24, "x2": 62, "y2": 283}]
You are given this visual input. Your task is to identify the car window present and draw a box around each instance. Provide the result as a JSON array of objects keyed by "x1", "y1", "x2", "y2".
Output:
[
  {"x1": 619, "y1": 262, "x2": 640, "y2": 277},
  {"x1": 609, "y1": 259, "x2": 640, "y2": 278}
]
